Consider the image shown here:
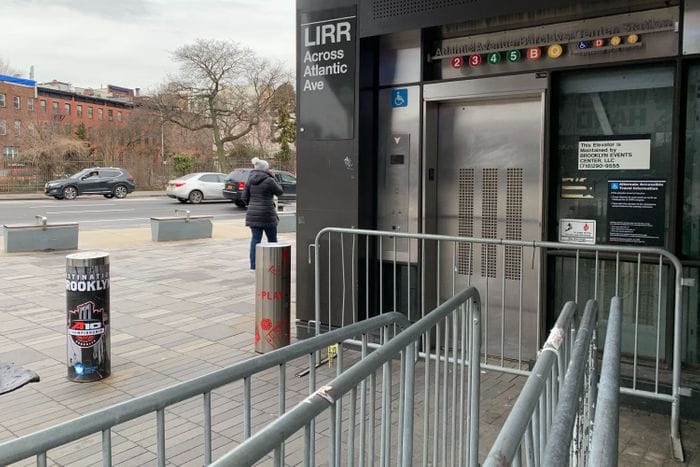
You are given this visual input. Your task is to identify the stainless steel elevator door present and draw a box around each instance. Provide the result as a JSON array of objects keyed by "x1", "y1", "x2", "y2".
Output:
[{"x1": 436, "y1": 96, "x2": 544, "y2": 360}]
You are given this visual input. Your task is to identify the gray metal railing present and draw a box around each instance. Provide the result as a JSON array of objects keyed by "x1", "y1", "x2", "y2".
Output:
[
  {"x1": 0, "y1": 312, "x2": 410, "y2": 466},
  {"x1": 588, "y1": 296, "x2": 623, "y2": 467},
  {"x1": 311, "y1": 227, "x2": 687, "y2": 455},
  {"x1": 212, "y1": 286, "x2": 482, "y2": 466},
  {"x1": 541, "y1": 300, "x2": 598, "y2": 467},
  {"x1": 482, "y1": 300, "x2": 585, "y2": 466}
]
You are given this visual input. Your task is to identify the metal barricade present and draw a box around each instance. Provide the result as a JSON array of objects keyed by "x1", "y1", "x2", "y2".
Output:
[
  {"x1": 212, "y1": 286, "x2": 482, "y2": 466},
  {"x1": 588, "y1": 296, "x2": 623, "y2": 467},
  {"x1": 0, "y1": 313, "x2": 410, "y2": 466},
  {"x1": 311, "y1": 227, "x2": 688, "y2": 453},
  {"x1": 482, "y1": 300, "x2": 583, "y2": 466},
  {"x1": 541, "y1": 300, "x2": 598, "y2": 467}
]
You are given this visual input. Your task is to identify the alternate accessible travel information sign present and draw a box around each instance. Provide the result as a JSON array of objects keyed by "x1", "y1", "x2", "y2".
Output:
[
  {"x1": 607, "y1": 180, "x2": 666, "y2": 246},
  {"x1": 298, "y1": 6, "x2": 356, "y2": 140}
]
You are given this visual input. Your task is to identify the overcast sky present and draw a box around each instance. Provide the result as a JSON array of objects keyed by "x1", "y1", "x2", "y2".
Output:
[{"x1": 2, "y1": 0, "x2": 296, "y2": 93}]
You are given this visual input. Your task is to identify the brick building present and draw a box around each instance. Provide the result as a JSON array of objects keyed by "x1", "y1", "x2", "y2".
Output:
[
  {"x1": 0, "y1": 75, "x2": 37, "y2": 160},
  {"x1": 0, "y1": 75, "x2": 136, "y2": 163}
]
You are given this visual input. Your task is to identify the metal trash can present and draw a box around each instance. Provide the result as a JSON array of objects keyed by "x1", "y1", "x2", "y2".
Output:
[
  {"x1": 65, "y1": 252, "x2": 111, "y2": 382},
  {"x1": 254, "y1": 243, "x2": 291, "y2": 353}
]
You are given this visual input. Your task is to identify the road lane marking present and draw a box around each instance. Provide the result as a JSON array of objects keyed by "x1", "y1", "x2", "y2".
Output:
[
  {"x1": 31, "y1": 203, "x2": 117, "y2": 208},
  {"x1": 78, "y1": 215, "x2": 241, "y2": 223},
  {"x1": 46, "y1": 209, "x2": 135, "y2": 214}
]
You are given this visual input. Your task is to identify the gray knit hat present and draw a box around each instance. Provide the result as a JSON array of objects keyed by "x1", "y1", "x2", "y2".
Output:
[{"x1": 251, "y1": 157, "x2": 269, "y2": 170}]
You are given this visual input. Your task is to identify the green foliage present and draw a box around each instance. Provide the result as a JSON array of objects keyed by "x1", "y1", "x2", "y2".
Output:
[
  {"x1": 227, "y1": 143, "x2": 268, "y2": 159},
  {"x1": 272, "y1": 105, "x2": 296, "y2": 162},
  {"x1": 271, "y1": 82, "x2": 296, "y2": 164},
  {"x1": 172, "y1": 153, "x2": 195, "y2": 176},
  {"x1": 74, "y1": 123, "x2": 88, "y2": 141}
]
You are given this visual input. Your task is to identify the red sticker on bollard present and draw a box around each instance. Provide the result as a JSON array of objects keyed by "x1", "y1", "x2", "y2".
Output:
[
  {"x1": 265, "y1": 319, "x2": 289, "y2": 346},
  {"x1": 261, "y1": 318, "x2": 273, "y2": 331}
]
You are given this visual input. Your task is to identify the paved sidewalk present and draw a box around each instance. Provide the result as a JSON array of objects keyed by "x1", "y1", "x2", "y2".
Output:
[{"x1": 0, "y1": 221, "x2": 697, "y2": 465}]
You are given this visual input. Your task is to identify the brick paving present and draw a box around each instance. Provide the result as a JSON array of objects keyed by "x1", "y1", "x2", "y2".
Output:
[{"x1": 0, "y1": 220, "x2": 697, "y2": 466}]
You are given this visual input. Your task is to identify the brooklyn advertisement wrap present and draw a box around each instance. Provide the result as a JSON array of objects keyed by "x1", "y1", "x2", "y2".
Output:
[{"x1": 66, "y1": 252, "x2": 111, "y2": 382}]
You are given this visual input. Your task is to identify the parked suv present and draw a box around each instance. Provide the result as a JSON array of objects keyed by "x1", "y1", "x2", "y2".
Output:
[
  {"x1": 222, "y1": 168, "x2": 296, "y2": 208},
  {"x1": 45, "y1": 167, "x2": 136, "y2": 200}
]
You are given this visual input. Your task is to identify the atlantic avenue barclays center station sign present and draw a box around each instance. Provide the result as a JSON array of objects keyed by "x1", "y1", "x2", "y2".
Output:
[{"x1": 299, "y1": 7, "x2": 356, "y2": 140}]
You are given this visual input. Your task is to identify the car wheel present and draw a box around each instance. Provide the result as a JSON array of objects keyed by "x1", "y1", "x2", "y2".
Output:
[
  {"x1": 234, "y1": 200, "x2": 247, "y2": 208},
  {"x1": 104, "y1": 194, "x2": 114, "y2": 199},
  {"x1": 63, "y1": 186, "x2": 78, "y2": 200},
  {"x1": 188, "y1": 190, "x2": 203, "y2": 204},
  {"x1": 177, "y1": 198, "x2": 187, "y2": 203},
  {"x1": 113, "y1": 185, "x2": 128, "y2": 199}
]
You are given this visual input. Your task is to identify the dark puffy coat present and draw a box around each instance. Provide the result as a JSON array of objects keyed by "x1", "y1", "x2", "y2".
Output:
[{"x1": 242, "y1": 170, "x2": 284, "y2": 228}]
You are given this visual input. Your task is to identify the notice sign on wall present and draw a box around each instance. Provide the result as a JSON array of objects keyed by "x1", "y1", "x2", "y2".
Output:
[
  {"x1": 298, "y1": 7, "x2": 356, "y2": 140},
  {"x1": 607, "y1": 180, "x2": 666, "y2": 246},
  {"x1": 578, "y1": 138, "x2": 650, "y2": 170},
  {"x1": 559, "y1": 219, "x2": 596, "y2": 245}
]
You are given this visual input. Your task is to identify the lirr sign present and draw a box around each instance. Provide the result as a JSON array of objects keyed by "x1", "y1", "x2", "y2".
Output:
[{"x1": 299, "y1": 7, "x2": 356, "y2": 140}]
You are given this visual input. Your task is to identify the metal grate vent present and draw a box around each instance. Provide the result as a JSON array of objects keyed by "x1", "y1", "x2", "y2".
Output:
[
  {"x1": 480, "y1": 168, "x2": 497, "y2": 279},
  {"x1": 505, "y1": 168, "x2": 523, "y2": 280},
  {"x1": 457, "y1": 168, "x2": 474, "y2": 276},
  {"x1": 372, "y1": 0, "x2": 477, "y2": 19}
]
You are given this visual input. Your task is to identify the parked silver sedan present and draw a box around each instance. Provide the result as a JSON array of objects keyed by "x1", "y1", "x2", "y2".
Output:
[{"x1": 166, "y1": 172, "x2": 227, "y2": 204}]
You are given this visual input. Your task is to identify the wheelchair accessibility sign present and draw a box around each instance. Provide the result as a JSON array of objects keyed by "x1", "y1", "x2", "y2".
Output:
[{"x1": 392, "y1": 88, "x2": 408, "y2": 108}]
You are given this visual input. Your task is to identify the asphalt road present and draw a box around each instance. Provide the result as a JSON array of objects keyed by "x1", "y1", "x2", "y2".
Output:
[{"x1": 0, "y1": 195, "x2": 247, "y2": 231}]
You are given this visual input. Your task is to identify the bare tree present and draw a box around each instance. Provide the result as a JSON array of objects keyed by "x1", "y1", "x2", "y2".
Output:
[
  {"x1": 19, "y1": 125, "x2": 91, "y2": 180},
  {"x1": 0, "y1": 56, "x2": 21, "y2": 76},
  {"x1": 150, "y1": 39, "x2": 288, "y2": 171}
]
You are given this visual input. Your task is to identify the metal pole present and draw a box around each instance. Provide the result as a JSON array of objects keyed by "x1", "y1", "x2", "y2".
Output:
[
  {"x1": 589, "y1": 297, "x2": 622, "y2": 467},
  {"x1": 541, "y1": 300, "x2": 598, "y2": 467}
]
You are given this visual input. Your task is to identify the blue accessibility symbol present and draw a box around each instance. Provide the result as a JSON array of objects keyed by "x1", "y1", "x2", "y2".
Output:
[
  {"x1": 577, "y1": 41, "x2": 590, "y2": 49},
  {"x1": 392, "y1": 88, "x2": 408, "y2": 108},
  {"x1": 610, "y1": 182, "x2": 620, "y2": 190}
]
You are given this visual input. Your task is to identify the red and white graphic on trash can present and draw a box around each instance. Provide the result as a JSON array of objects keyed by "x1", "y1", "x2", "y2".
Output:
[
  {"x1": 68, "y1": 301, "x2": 105, "y2": 348},
  {"x1": 265, "y1": 319, "x2": 289, "y2": 346}
]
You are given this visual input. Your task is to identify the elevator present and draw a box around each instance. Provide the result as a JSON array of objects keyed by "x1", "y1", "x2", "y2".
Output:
[{"x1": 423, "y1": 74, "x2": 547, "y2": 359}]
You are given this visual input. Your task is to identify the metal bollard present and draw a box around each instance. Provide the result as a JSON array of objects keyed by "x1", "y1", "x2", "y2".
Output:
[
  {"x1": 65, "y1": 252, "x2": 111, "y2": 382},
  {"x1": 254, "y1": 243, "x2": 291, "y2": 353}
]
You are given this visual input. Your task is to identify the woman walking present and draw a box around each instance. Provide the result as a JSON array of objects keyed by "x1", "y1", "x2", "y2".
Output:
[{"x1": 242, "y1": 157, "x2": 284, "y2": 270}]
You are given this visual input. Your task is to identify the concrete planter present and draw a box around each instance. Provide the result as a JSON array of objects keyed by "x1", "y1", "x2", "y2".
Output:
[
  {"x1": 3, "y1": 222, "x2": 79, "y2": 253},
  {"x1": 150, "y1": 215, "x2": 214, "y2": 242}
]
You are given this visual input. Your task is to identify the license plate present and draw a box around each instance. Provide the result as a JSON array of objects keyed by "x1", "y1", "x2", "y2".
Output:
[{"x1": 226, "y1": 184, "x2": 233, "y2": 189}]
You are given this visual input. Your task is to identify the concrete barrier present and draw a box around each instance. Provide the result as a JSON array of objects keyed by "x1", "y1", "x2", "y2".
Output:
[
  {"x1": 151, "y1": 210, "x2": 213, "y2": 242},
  {"x1": 3, "y1": 216, "x2": 79, "y2": 253},
  {"x1": 277, "y1": 211, "x2": 296, "y2": 233}
]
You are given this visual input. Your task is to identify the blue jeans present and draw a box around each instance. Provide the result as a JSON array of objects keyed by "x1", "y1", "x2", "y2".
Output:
[{"x1": 249, "y1": 226, "x2": 278, "y2": 269}]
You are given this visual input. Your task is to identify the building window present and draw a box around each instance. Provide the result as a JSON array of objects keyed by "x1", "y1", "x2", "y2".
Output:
[
  {"x1": 28, "y1": 98, "x2": 35, "y2": 111},
  {"x1": 3, "y1": 146, "x2": 19, "y2": 159},
  {"x1": 98, "y1": 108, "x2": 103, "y2": 120},
  {"x1": 108, "y1": 109, "x2": 113, "y2": 121},
  {"x1": 13, "y1": 96, "x2": 20, "y2": 110},
  {"x1": 52, "y1": 101, "x2": 59, "y2": 115},
  {"x1": 0, "y1": 120, "x2": 6, "y2": 136},
  {"x1": 28, "y1": 122, "x2": 35, "y2": 135},
  {"x1": 117, "y1": 111, "x2": 122, "y2": 122},
  {"x1": 64, "y1": 103, "x2": 71, "y2": 115},
  {"x1": 77, "y1": 105, "x2": 83, "y2": 118},
  {"x1": 0, "y1": 93, "x2": 5, "y2": 107},
  {"x1": 40, "y1": 99, "x2": 47, "y2": 112},
  {"x1": 14, "y1": 120, "x2": 21, "y2": 136},
  {"x1": 88, "y1": 106, "x2": 93, "y2": 119}
]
